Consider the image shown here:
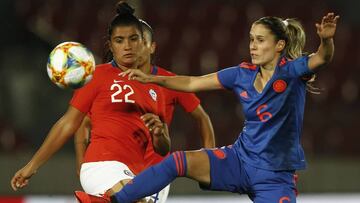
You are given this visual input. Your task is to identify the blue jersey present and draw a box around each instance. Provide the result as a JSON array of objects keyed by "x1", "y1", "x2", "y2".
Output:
[{"x1": 217, "y1": 56, "x2": 313, "y2": 171}]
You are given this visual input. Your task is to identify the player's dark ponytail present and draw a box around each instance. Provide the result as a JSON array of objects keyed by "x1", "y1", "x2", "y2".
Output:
[
  {"x1": 103, "y1": 1, "x2": 143, "y2": 63},
  {"x1": 115, "y1": 1, "x2": 135, "y2": 15}
]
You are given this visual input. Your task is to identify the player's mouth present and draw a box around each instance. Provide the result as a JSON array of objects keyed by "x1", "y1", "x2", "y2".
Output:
[
  {"x1": 250, "y1": 53, "x2": 258, "y2": 58},
  {"x1": 123, "y1": 53, "x2": 135, "y2": 58}
]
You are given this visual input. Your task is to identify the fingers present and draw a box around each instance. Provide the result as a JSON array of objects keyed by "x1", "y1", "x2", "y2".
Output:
[
  {"x1": 11, "y1": 174, "x2": 28, "y2": 191},
  {"x1": 141, "y1": 114, "x2": 161, "y2": 128},
  {"x1": 11, "y1": 176, "x2": 18, "y2": 191},
  {"x1": 141, "y1": 113, "x2": 160, "y2": 124},
  {"x1": 322, "y1": 12, "x2": 340, "y2": 25},
  {"x1": 141, "y1": 113, "x2": 163, "y2": 135},
  {"x1": 118, "y1": 69, "x2": 147, "y2": 82}
]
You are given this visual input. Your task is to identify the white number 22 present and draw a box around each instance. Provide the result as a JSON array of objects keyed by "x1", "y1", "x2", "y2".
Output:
[{"x1": 110, "y1": 84, "x2": 135, "y2": 103}]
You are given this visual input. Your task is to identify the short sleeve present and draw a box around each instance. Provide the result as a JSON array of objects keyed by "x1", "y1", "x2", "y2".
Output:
[
  {"x1": 69, "y1": 71, "x2": 99, "y2": 113},
  {"x1": 287, "y1": 56, "x2": 314, "y2": 77},
  {"x1": 176, "y1": 92, "x2": 200, "y2": 113},
  {"x1": 216, "y1": 66, "x2": 239, "y2": 90}
]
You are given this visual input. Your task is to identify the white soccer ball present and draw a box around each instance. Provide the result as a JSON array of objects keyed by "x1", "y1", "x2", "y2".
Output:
[{"x1": 47, "y1": 42, "x2": 96, "y2": 89}]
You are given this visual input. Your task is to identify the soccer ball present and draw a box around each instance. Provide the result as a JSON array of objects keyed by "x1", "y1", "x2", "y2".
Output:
[{"x1": 47, "y1": 42, "x2": 96, "y2": 89}]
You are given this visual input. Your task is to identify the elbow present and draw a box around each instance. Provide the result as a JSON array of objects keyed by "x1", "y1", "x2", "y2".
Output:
[
  {"x1": 153, "y1": 137, "x2": 171, "y2": 156},
  {"x1": 324, "y1": 54, "x2": 333, "y2": 64},
  {"x1": 154, "y1": 143, "x2": 170, "y2": 156}
]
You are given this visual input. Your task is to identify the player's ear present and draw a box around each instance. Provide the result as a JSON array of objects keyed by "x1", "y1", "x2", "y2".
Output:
[
  {"x1": 276, "y1": 40, "x2": 286, "y2": 52},
  {"x1": 150, "y1": 42, "x2": 156, "y2": 54}
]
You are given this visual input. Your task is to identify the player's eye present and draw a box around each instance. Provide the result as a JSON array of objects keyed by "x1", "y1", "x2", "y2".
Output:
[
  {"x1": 130, "y1": 35, "x2": 139, "y2": 41},
  {"x1": 114, "y1": 38, "x2": 123, "y2": 43}
]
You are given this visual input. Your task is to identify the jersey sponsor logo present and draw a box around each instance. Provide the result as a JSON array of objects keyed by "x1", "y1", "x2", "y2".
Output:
[
  {"x1": 273, "y1": 79, "x2": 287, "y2": 93},
  {"x1": 212, "y1": 148, "x2": 226, "y2": 159},
  {"x1": 239, "y1": 91, "x2": 249, "y2": 99},
  {"x1": 149, "y1": 89, "x2": 157, "y2": 101},
  {"x1": 123, "y1": 169, "x2": 135, "y2": 177}
]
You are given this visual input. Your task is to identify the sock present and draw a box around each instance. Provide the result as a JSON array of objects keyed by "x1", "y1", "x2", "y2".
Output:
[{"x1": 113, "y1": 151, "x2": 187, "y2": 203}]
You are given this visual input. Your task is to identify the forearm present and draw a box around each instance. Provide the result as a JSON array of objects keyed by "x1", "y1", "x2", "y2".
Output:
[
  {"x1": 74, "y1": 133, "x2": 89, "y2": 176},
  {"x1": 27, "y1": 117, "x2": 79, "y2": 172},
  {"x1": 152, "y1": 123, "x2": 171, "y2": 156},
  {"x1": 149, "y1": 73, "x2": 221, "y2": 93},
  {"x1": 198, "y1": 115, "x2": 215, "y2": 148},
  {"x1": 151, "y1": 75, "x2": 198, "y2": 92},
  {"x1": 316, "y1": 38, "x2": 334, "y2": 64}
]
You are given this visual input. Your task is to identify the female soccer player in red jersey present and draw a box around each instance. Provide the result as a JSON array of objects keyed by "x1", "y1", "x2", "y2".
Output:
[
  {"x1": 73, "y1": 18, "x2": 215, "y2": 203},
  {"x1": 111, "y1": 13, "x2": 339, "y2": 203},
  {"x1": 10, "y1": 2, "x2": 170, "y2": 201}
]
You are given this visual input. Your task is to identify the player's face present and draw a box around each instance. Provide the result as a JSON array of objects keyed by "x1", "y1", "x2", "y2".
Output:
[
  {"x1": 138, "y1": 31, "x2": 154, "y2": 67},
  {"x1": 249, "y1": 24, "x2": 281, "y2": 68},
  {"x1": 110, "y1": 25, "x2": 143, "y2": 68}
]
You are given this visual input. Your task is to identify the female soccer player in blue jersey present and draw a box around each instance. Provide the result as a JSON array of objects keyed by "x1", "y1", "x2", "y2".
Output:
[{"x1": 110, "y1": 13, "x2": 339, "y2": 203}]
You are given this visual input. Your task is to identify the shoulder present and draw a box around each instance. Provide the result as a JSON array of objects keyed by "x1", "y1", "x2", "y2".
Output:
[
  {"x1": 95, "y1": 63, "x2": 113, "y2": 72},
  {"x1": 238, "y1": 62, "x2": 257, "y2": 71},
  {"x1": 153, "y1": 65, "x2": 176, "y2": 76},
  {"x1": 93, "y1": 63, "x2": 114, "y2": 76},
  {"x1": 218, "y1": 62, "x2": 256, "y2": 75}
]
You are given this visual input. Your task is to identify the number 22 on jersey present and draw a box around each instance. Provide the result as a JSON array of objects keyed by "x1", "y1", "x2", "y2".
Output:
[{"x1": 110, "y1": 81, "x2": 135, "y2": 103}]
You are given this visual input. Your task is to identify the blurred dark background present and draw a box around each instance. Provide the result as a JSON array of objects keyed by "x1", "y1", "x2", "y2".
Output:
[{"x1": 1, "y1": 0, "x2": 359, "y2": 196}]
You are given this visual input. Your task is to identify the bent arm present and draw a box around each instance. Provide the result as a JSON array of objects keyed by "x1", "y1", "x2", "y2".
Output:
[
  {"x1": 74, "y1": 115, "x2": 91, "y2": 176},
  {"x1": 308, "y1": 13, "x2": 339, "y2": 71},
  {"x1": 308, "y1": 38, "x2": 334, "y2": 71},
  {"x1": 142, "y1": 113, "x2": 171, "y2": 156},
  {"x1": 152, "y1": 123, "x2": 171, "y2": 156},
  {"x1": 190, "y1": 105, "x2": 215, "y2": 148}
]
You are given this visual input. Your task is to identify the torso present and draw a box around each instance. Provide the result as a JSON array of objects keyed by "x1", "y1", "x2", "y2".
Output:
[{"x1": 70, "y1": 62, "x2": 165, "y2": 174}]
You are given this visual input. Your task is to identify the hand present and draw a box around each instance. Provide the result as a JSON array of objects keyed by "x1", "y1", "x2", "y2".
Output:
[
  {"x1": 316, "y1": 12, "x2": 340, "y2": 40},
  {"x1": 141, "y1": 113, "x2": 165, "y2": 137},
  {"x1": 118, "y1": 69, "x2": 153, "y2": 83},
  {"x1": 11, "y1": 165, "x2": 36, "y2": 191}
]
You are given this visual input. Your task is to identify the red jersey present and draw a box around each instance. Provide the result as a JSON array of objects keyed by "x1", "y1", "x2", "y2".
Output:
[
  {"x1": 144, "y1": 65, "x2": 200, "y2": 167},
  {"x1": 70, "y1": 62, "x2": 165, "y2": 174}
]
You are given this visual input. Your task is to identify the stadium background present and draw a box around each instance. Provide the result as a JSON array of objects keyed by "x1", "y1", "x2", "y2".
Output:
[{"x1": 0, "y1": 0, "x2": 359, "y2": 202}]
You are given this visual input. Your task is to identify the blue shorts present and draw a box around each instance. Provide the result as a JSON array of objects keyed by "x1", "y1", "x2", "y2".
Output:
[{"x1": 201, "y1": 146, "x2": 297, "y2": 203}]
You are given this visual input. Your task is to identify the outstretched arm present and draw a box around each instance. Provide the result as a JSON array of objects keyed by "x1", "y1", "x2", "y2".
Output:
[
  {"x1": 11, "y1": 106, "x2": 85, "y2": 191},
  {"x1": 120, "y1": 70, "x2": 223, "y2": 93},
  {"x1": 308, "y1": 13, "x2": 340, "y2": 71}
]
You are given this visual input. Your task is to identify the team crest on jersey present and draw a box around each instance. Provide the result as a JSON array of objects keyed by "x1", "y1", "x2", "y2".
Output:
[
  {"x1": 149, "y1": 89, "x2": 157, "y2": 101},
  {"x1": 123, "y1": 169, "x2": 135, "y2": 177},
  {"x1": 273, "y1": 79, "x2": 287, "y2": 93}
]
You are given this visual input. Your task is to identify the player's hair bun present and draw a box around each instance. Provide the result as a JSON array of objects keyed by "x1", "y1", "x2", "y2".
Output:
[{"x1": 116, "y1": 1, "x2": 135, "y2": 15}]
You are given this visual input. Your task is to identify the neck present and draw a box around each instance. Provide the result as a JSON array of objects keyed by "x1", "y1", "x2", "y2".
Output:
[
  {"x1": 139, "y1": 61, "x2": 152, "y2": 74},
  {"x1": 114, "y1": 60, "x2": 136, "y2": 72},
  {"x1": 260, "y1": 55, "x2": 280, "y2": 72}
]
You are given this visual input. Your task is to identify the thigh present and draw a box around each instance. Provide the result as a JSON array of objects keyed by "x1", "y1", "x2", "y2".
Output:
[
  {"x1": 80, "y1": 161, "x2": 135, "y2": 196},
  {"x1": 199, "y1": 146, "x2": 247, "y2": 193},
  {"x1": 251, "y1": 169, "x2": 297, "y2": 203},
  {"x1": 185, "y1": 150, "x2": 211, "y2": 185}
]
